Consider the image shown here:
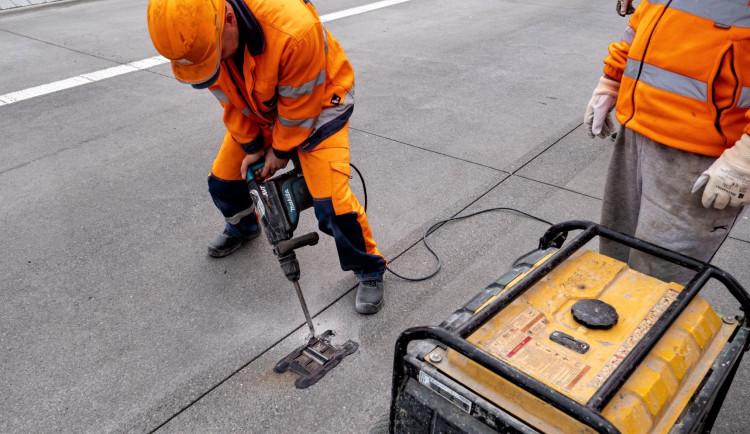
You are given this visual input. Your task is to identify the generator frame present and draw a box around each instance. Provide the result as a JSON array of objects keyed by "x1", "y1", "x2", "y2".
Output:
[{"x1": 389, "y1": 220, "x2": 750, "y2": 433}]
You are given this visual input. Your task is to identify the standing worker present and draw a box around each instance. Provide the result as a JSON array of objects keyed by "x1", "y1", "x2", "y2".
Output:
[
  {"x1": 584, "y1": 0, "x2": 750, "y2": 285},
  {"x1": 146, "y1": 0, "x2": 387, "y2": 314}
]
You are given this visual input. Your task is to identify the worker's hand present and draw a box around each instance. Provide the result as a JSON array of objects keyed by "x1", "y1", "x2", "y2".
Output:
[
  {"x1": 616, "y1": 0, "x2": 635, "y2": 16},
  {"x1": 259, "y1": 148, "x2": 290, "y2": 179},
  {"x1": 584, "y1": 76, "x2": 620, "y2": 139},
  {"x1": 692, "y1": 134, "x2": 750, "y2": 209},
  {"x1": 240, "y1": 150, "x2": 265, "y2": 180}
]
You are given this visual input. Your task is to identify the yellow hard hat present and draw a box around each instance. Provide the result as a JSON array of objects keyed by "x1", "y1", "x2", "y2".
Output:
[{"x1": 147, "y1": 0, "x2": 225, "y2": 86}]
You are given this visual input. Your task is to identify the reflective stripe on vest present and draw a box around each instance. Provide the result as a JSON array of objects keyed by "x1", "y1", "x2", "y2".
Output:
[
  {"x1": 647, "y1": 0, "x2": 750, "y2": 28},
  {"x1": 277, "y1": 115, "x2": 316, "y2": 129},
  {"x1": 621, "y1": 26, "x2": 635, "y2": 45},
  {"x1": 739, "y1": 87, "x2": 750, "y2": 108},
  {"x1": 277, "y1": 69, "x2": 326, "y2": 99},
  {"x1": 313, "y1": 85, "x2": 354, "y2": 130},
  {"x1": 322, "y1": 25, "x2": 329, "y2": 56},
  {"x1": 623, "y1": 59, "x2": 707, "y2": 102},
  {"x1": 211, "y1": 89, "x2": 230, "y2": 103},
  {"x1": 278, "y1": 85, "x2": 355, "y2": 130},
  {"x1": 241, "y1": 106, "x2": 253, "y2": 117}
]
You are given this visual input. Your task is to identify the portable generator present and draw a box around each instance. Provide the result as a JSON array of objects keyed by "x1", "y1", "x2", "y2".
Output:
[{"x1": 387, "y1": 220, "x2": 750, "y2": 433}]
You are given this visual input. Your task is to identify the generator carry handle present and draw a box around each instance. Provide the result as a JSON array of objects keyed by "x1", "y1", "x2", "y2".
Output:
[
  {"x1": 537, "y1": 220, "x2": 750, "y2": 316},
  {"x1": 452, "y1": 220, "x2": 748, "y2": 342}
]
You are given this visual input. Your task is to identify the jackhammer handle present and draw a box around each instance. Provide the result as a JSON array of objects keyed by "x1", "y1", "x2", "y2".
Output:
[
  {"x1": 247, "y1": 160, "x2": 266, "y2": 181},
  {"x1": 275, "y1": 232, "x2": 319, "y2": 256}
]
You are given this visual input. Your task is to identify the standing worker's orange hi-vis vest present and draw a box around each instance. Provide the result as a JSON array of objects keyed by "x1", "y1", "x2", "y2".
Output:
[{"x1": 604, "y1": 0, "x2": 750, "y2": 157}]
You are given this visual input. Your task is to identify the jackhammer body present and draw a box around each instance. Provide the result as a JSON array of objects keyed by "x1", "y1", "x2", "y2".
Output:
[
  {"x1": 246, "y1": 159, "x2": 314, "y2": 247},
  {"x1": 246, "y1": 159, "x2": 317, "y2": 334}
]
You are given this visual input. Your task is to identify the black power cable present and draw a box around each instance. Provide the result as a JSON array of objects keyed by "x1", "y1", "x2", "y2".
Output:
[
  {"x1": 385, "y1": 208, "x2": 554, "y2": 282},
  {"x1": 349, "y1": 162, "x2": 367, "y2": 211},
  {"x1": 348, "y1": 163, "x2": 555, "y2": 282}
]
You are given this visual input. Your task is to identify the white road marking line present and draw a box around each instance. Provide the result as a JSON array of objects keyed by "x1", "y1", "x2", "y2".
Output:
[
  {"x1": 0, "y1": 0, "x2": 412, "y2": 108},
  {"x1": 319, "y1": 0, "x2": 410, "y2": 22},
  {"x1": 0, "y1": 56, "x2": 169, "y2": 106}
]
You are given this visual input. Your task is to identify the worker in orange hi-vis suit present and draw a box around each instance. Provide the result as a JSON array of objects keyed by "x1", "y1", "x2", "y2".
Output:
[
  {"x1": 585, "y1": 0, "x2": 750, "y2": 285},
  {"x1": 147, "y1": 0, "x2": 387, "y2": 314}
]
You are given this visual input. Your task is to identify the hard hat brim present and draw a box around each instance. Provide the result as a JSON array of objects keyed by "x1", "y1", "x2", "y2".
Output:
[{"x1": 170, "y1": 0, "x2": 225, "y2": 86}]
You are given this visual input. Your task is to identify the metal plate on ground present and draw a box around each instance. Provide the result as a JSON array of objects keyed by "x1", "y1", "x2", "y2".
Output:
[{"x1": 274, "y1": 330, "x2": 358, "y2": 389}]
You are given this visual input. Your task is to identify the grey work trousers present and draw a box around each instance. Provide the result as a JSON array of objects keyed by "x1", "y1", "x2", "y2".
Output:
[{"x1": 600, "y1": 126, "x2": 744, "y2": 285}]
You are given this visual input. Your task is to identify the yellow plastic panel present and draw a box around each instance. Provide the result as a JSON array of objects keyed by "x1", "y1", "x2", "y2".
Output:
[
  {"x1": 467, "y1": 251, "x2": 683, "y2": 403},
  {"x1": 601, "y1": 300, "x2": 734, "y2": 433}
]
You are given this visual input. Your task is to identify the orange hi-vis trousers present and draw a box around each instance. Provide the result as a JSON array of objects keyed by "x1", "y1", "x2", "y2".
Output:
[{"x1": 208, "y1": 123, "x2": 386, "y2": 281}]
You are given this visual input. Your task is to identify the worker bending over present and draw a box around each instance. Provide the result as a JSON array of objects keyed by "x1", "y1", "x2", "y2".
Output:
[
  {"x1": 147, "y1": 0, "x2": 387, "y2": 314},
  {"x1": 585, "y1": 0, "x2": 750, "y2": 284}
]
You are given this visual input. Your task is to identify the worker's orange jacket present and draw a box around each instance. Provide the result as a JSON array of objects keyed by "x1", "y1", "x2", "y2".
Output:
[
  {"x1": 604, "y1": 0, "x2": 750, "y2": 157},
  {"x1": 202, "y1": 0, "x2": 354, "y2": 158}
]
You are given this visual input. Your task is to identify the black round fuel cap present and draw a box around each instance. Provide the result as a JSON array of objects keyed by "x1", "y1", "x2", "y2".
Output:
[{"x1": 571, "y1": 299, "x2": 618, "y2": 329}]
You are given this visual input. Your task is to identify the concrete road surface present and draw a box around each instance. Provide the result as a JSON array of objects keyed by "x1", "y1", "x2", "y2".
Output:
[{"x1": 2, "y1": 0, "x2": 749, "y2": 432}]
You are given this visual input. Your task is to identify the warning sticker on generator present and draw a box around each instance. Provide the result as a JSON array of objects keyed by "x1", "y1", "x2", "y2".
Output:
[
  {"x1": 480, "y1": 306, "x2": 591, "y2": 390},
  {"x1": 588, "y1": 288, "x2": 681, "y2": 389}
]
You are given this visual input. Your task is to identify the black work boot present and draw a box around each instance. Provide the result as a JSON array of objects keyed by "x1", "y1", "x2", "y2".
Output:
[
  {"x1": 207, "y1": 228, "x2": 261, "y2": 258},
  {"x1": 355, "y1": 279, "x2": 385, "y2": 315}
]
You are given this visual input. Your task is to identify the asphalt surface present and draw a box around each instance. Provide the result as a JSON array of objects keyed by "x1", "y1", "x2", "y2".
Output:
[{"x1": 1, "y1": 0, "x2": 749, "y2": 432}]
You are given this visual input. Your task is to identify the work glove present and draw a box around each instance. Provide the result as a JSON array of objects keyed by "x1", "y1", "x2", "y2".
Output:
[
  {"x1": 584, "y1": 76, "x2": 620, "y2": 139},
  {"x1": 692, "y1": 133, "x2": 750, "y2": 209},
  {"x1": 616, "y1": 0, "x2": 635, "y2": 16}
]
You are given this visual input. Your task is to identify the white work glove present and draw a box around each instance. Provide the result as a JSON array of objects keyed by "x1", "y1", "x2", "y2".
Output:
[
  {"x1": 584, "y1": 76, "x2": 620, "y2": 139},
  {"x1": 692, "y1": 133, "x2": 750, "y2": 209},
  {"x1": 616, "y1": 0, "x2": 635, "y2": 16}
]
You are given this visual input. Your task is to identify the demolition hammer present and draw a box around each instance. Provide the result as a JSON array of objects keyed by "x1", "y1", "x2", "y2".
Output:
[{"x1": 246, "y1": 158, "x2": 357, "y2": 389}]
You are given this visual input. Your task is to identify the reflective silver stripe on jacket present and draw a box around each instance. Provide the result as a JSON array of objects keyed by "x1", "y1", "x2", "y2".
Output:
[
  {"x1": 739, "y1": 87, "x2": 750, "y2": 108},
  {"x1": 241, "y1": 106, "x2": 252, "y2": 117},
  {"x1": 322, "y1": 25, "x2": 329, "y2": 55},
  {"x1": 277, "y1": 115, "x2": 317, "y2": 129},
  {"x1": 623, "y1": 59, "x2": 707, "y2": 101},
  {"x1": 225, "y1": 207, "x2": 255, "y2": 225},
  {"x1": 278, "y1": 85, "x2": 355, "y2": 131},
  {"x1": 647, "y1": 0, "x2": 750, "y2": 28},
  {"x1": 312, "y1": 84, "x2": 355, "y2": 131},
  {"x1": 621, "y1": 26, "x2": 635, "y2": 45},
  {"x1": 278, "y1": 70, "x2": 326, "y2": 99},
  {"x1": 211, "y1": 89, "x2": 229, "y2": 103}
]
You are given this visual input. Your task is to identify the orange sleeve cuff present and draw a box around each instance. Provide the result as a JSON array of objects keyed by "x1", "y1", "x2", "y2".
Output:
[{"x1": 603, "y1": 64, "x2": 623, "y2": 82}]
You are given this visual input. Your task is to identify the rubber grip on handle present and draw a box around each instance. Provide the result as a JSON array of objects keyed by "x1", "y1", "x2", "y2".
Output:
[
  {"x1": 247, "y1": 160, "x2": 266, "y2": 181},
  {"x1": 276, "y1": 232, "x2": 319, "y2": 256}
]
